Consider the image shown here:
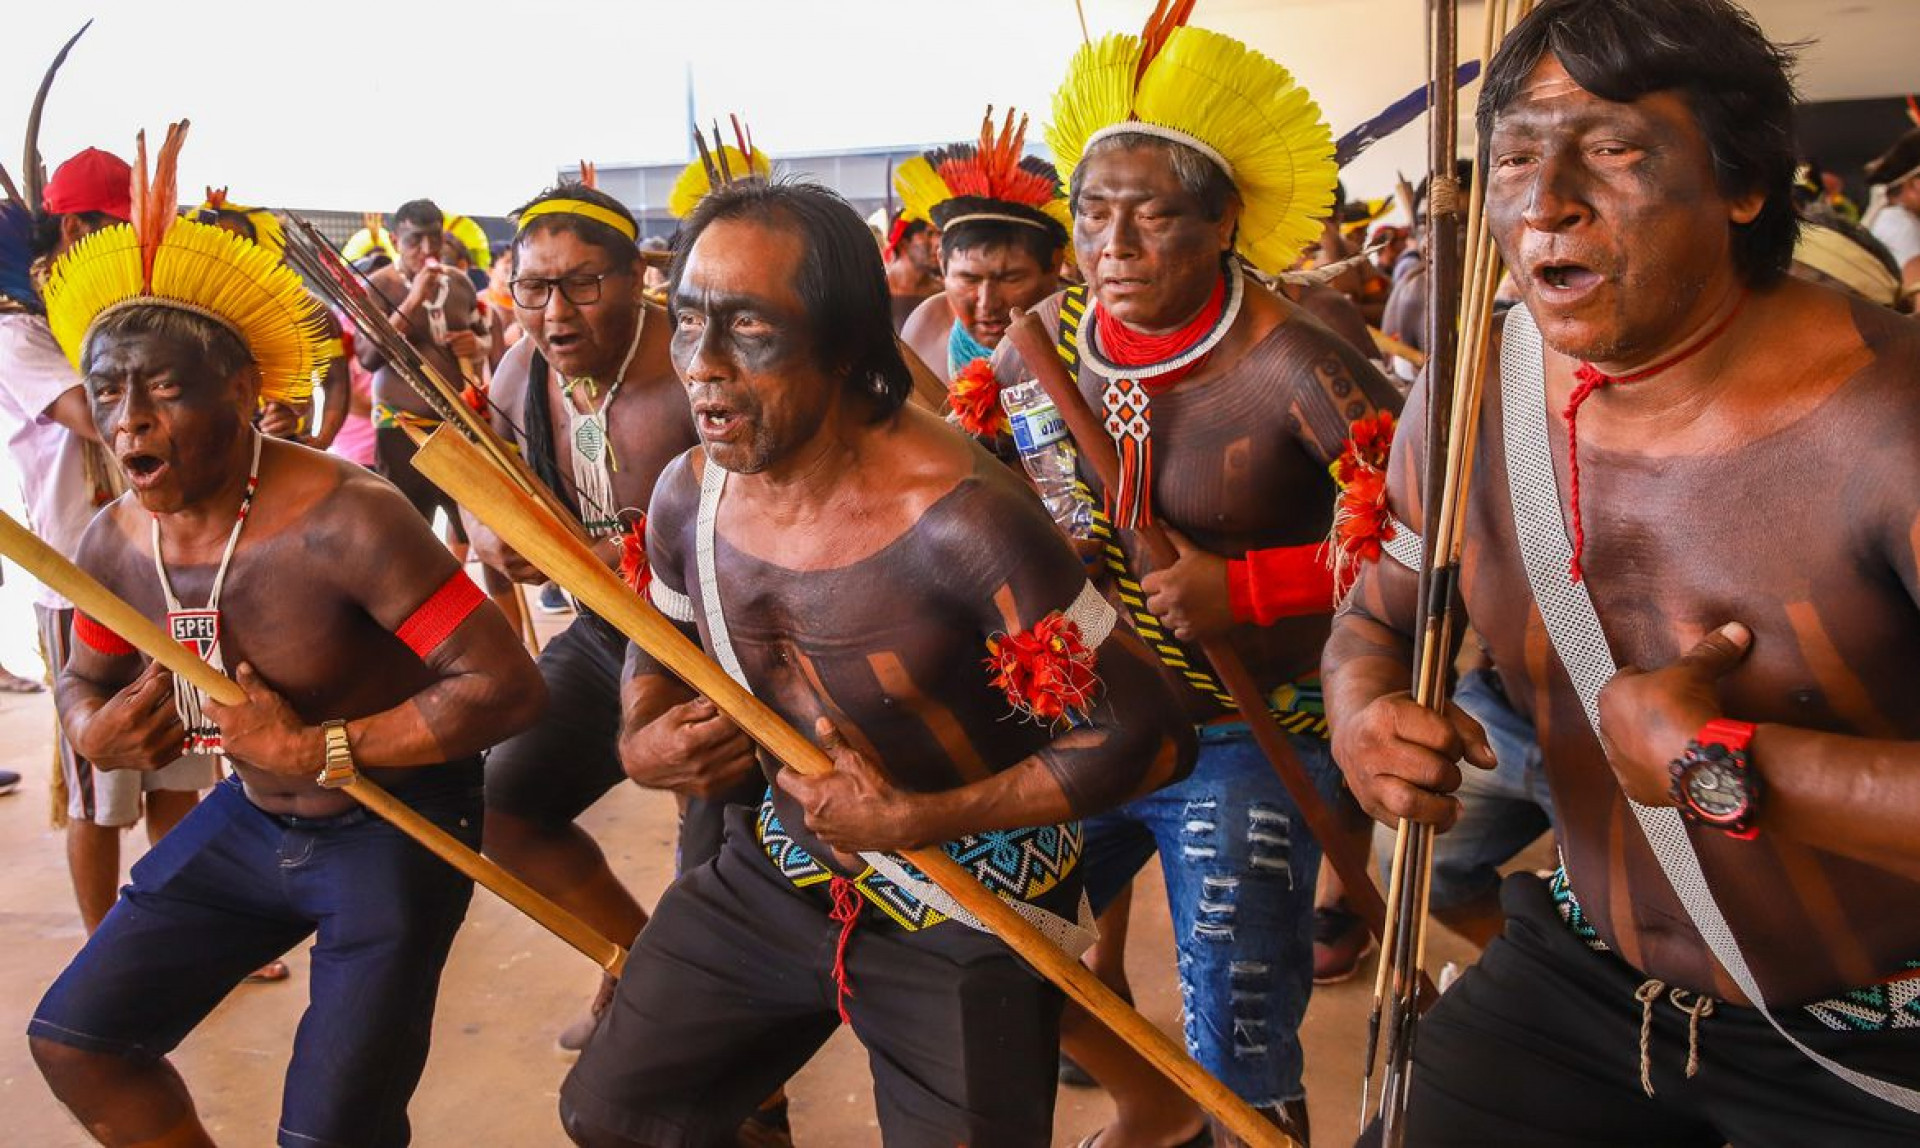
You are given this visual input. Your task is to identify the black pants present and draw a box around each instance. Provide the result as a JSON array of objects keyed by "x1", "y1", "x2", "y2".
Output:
[
  {"x1": 560, "y1": 808, "x2": 1063, "y2": 1147},
  {"x1": 484, "y1": 611, "x2": 757, "y2": 873},
  {"x1": 1372, "y1": 873, "x2": 1920, "y2": 1147}
]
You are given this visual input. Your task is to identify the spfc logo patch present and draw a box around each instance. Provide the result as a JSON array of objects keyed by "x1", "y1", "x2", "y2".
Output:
[{"x1": 168, "y1": 609, "x2": 220, "y2": 662}]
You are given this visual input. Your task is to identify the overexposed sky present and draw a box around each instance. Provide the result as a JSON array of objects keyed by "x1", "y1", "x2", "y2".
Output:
[{"x1": 4, "y1": 1, "x2": 1128, "y2": 216}]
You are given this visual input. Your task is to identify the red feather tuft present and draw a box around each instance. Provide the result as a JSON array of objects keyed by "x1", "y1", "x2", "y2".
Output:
[
  {"x1": 984, "y1": 612, "x2": 1100, "y2": 728},
  {"x1": 930, "y1": 107, "x2": 1056, "y2": 211},
  {"x1": 618, "y1": 516, "x2": 651, "y2": 595},
  {"x1": 946, "y1": 358, "x2": 1009, "y2": 438},
  {"x1": 133, "y1": 121, "x2": 189, "y2": 291}
]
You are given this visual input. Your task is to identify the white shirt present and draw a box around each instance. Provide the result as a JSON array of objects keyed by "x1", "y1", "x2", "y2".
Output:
[
  {"x1": 1868, "y1": 204, "x2": 1920, "y2": 271},
  {"x1": 0, "y1": 313, "x2": 113, "y2": 609}
]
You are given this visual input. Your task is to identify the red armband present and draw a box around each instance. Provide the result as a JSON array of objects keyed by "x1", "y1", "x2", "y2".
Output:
[
  {"x1": 72, "y1": 611, "x2": 137, "y2": 657},
  {"x1": 1227, "y1": 544, "x2": 1337, "y2": 626},
  {"x1": 395, "y1": 570, "x2": 486, "y2": 658}
]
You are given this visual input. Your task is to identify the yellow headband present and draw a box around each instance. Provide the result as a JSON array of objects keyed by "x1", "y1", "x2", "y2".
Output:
[{"x1": 517, "y1": 198, "x2": 638, "y2": 243}]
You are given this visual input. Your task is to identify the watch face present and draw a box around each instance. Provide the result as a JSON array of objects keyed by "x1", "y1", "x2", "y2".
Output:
[{"x1": 1683, "y1": 745, "x2": 1747, "y2": 823}]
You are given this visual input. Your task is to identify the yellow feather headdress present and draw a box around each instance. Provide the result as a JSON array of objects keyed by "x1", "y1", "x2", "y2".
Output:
[
  {"x1": 444, "y1": 213, "x2": 493, "y2": 270},
  {"x1": 670, "y1": 116, "x2": 772, "y2": 220},
  {"x1": 894, "y1": 107, "x2": 1071, "y2": 245},
  {"x1": 44, "y1": 123, "x2": 324, "y2": 405},
  {"x1": 193, "y1": 187, "x2": 285, "y2": 257},
  {"x1": 342, "y1": 212, "x2": 395, "y2": 263},
  {"x1": 1046, "y1": 0, "x2": 1337, "y2": 273}
]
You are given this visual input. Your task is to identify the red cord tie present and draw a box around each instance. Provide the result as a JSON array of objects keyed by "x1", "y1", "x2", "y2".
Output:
[
  {"x1": 1563, "y1": 297, "x2": 1745, "y2": 583},
  {"x1": 827, "y1": 876, "x2": 864, "y2": 1025}
]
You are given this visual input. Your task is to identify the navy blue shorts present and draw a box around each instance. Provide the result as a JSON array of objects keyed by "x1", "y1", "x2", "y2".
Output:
[{"x1": 29, "y1": 771, "x2": 481, "y2": 1148}]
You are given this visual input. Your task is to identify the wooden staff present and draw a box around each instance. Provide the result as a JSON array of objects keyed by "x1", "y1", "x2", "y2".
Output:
[
  {"x1": 1003, "y1": 310, "x2": 1417, "y2": 987},
  {"x1": 0, "y1": 508, "x2": 627, "y2": 977},
  {"x1": 408, "y1": 423, "x2": 1296, "y2": 1148}
]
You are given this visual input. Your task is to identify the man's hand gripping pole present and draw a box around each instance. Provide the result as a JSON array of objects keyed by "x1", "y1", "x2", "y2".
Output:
[{"x1": 0, "y1": 508, "x2": 628, "y2": 977}]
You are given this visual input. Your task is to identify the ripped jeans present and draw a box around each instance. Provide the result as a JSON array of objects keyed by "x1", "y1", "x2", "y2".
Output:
[{"x1": 1080, "y1": 725, "x2": 1343, "y2": 1110}]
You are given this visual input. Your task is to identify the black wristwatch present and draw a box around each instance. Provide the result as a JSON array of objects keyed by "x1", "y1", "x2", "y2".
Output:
[{"x1": 1667, "y1": 718, "x2": 1761, "y2": 839}]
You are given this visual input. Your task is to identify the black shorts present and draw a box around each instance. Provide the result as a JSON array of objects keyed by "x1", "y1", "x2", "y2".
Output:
[
  {"x1": 1375, "y1": 873, "x2": 1920, "y2": 1147},
  {"x1": 374, "y1": 425, "x2": 467, "y2": 544},
  {"x1": 559, "y1": 807, "x2": 1063, "y2": 1147},
  {"x1": 484, "y1": 611, "x2": 757, "y2": 872}
]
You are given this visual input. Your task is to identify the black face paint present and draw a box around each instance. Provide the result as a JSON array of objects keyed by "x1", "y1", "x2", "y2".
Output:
[{"x1": 84, "y1": 328, "x2": 253, "y2": 512}]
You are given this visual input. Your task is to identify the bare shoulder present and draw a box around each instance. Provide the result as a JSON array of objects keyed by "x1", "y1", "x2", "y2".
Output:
[
  {"x1": 901, "y1": 294, "x2": 952, "y2": 376},
  {"x1": 645, "y1": 446, "x2": 705, "y2": 533},
  {"x1": 490, "y1": 338, "x2": 538, "y2": 434}
]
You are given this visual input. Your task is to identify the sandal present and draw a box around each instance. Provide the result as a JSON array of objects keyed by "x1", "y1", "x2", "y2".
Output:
[{"x1": 244, "y1": 959, "x2": 290, "y2": 983}]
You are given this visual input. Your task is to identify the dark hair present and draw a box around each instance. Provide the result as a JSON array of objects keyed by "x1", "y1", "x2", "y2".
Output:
[
  {"x1": 670, "y1": 180, "x2": 912, "y2": 420},
  {"x1": 30, "y1": 210, "x2": 119, "y2": 260},
  {"x1": 1477, "y1": 0, "x2": 1800, "y2": 287},
  {"x1": 1069, "y1": 133, "x2": 1239, "y2": 223},
  {"x1": 893, "y1": 217, "x2": 934, "y2": 248},
  {"x1": 392, "y1": 198, "x2": 444, "y2": 232},
  {"x1": 939, "y1": 217, "x2": 1063, "y2": 271},
  {"x1": 80, "y1": 305, "x2": 254, "y2": 384},
  {"x1": 510, "y1": 183, "x2": 641, "y2": 267}
]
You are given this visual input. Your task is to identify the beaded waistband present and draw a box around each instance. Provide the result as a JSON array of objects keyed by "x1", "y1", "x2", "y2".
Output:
[
  {"x1": 1548, "y1": 865, "x2": 1920, "y2": 1032},
  {"x1": 755, "y1": 795, "x2": 1080, "y2": 932}
]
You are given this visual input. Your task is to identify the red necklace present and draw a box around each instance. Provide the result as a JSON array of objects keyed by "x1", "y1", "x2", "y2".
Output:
[
  {"x1": 1093, "y1": 271, "x2": 1228, "y2": 390},
  {"x1": 1562, "y1": 295, "x2": 1746, "y2": 582}
]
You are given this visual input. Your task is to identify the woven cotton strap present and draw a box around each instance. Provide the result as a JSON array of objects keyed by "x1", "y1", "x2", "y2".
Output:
[
  {"x1": 1499, "y1": 304, "x2": 1920, "y2": 1114},
  {"x1": 694, "y1": 459, "x2": 1095, "y2": 955}
]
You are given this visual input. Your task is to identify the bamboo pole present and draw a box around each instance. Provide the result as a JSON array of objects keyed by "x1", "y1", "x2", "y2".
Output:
[
  {"x1": 0, "y1": 508, "x2": 626, "y2": 976},
  {"x1": 408, "y1": 423, "x2": 1295, "y2": 1148},
  {"x1": 1002, "y1": 310, "x2": 1422, "y2": 999}
]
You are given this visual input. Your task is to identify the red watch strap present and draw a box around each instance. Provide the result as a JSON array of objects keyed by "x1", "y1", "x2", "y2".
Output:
[{"x1": 1697, "y1": 717, "x2": 1756, "y2": 752}]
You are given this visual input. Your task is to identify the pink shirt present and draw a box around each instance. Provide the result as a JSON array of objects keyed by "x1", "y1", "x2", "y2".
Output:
[{"x1": 0, "y1": 314, "x2": 115, "y2": 609}]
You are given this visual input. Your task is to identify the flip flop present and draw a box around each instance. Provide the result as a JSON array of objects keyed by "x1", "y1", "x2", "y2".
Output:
[{"x1": 244, "y1": 960, "x2": 290, "y2": 983}]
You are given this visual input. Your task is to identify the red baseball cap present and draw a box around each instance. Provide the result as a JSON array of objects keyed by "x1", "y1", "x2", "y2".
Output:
[{"x1": 42, "y1": 148, "x2": 132, "y2": 221}]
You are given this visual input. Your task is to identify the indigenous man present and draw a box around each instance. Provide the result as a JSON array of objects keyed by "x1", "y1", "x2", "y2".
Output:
[
  {"x1": 0, "y1": 146, "x2": 214, "y2": 934},
  {"x1": 472, "y1": 183, "x2": 758, "y2": 1049},
  {"x1": 993, "y1": 12, "x2": 1403, "y2": 1141},
  {"x1": 881, "y1": 213, "x2": 941, "y2": 331},
  {"x1": 896, "y1": 109, "x2": 1070, "y2": 398},
  {"x1": 560, "y1": 180, "x2": 1193, "y2": 1147},
  {"x1": 26, "y1": 131, "x2": 544, "y2": 1147},
  {"x1": 358, "y1": 198, "x2": 491, "y2": 535},
  {"x1": 1328, "y1": 1, "x2": 1920, "y2": 1143}
]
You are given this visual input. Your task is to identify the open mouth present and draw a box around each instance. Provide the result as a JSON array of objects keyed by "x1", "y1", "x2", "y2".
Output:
[
  {"x1": 120, "y1": 452, "x2": 169, "y2": 488},
  {"x1": 547, "y1": 332, "x2": 584, "y2": 354},
  {"x1": 691, "y1": 400, "x2": 742, "y2": 441},
  {"x1": 1534, "y1": 262, "x2": 1602, "y2": 296}
]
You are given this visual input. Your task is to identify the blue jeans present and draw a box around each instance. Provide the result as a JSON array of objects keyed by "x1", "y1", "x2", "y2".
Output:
[
  {"x1": 1373, "y1": 667, "x2": 1557, "y2": 911},
  {"x1": 30, "y1": 773, "x2": 480, "y2": 1147},
  {"x1": 1081, "y1": 726, "x2": 1344, "y2": 1110}
]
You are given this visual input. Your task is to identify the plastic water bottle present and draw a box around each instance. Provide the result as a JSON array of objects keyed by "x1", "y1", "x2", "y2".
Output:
[{"x1": 1000, "y1": 379, "x2": 1092, "y2": 539}]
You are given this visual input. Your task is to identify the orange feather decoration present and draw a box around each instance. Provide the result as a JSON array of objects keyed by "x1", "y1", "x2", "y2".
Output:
[{"x1": 132, "y1": 121, "x2": 188, "y2": 290}]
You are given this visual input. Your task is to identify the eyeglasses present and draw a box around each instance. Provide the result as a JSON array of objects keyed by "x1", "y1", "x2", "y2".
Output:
[{"x1": 509, "y1": 273, "x2": 618, "y2": 309}]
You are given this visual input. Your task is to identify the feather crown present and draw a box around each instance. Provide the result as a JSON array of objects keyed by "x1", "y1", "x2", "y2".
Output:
[
  {"x1": 670, "y1": 116, "x2": 772, "y2": 219},
  {"x1": 1045, "y1": 0, "x2": 1337, "y2": 272},
  {"x1": 44, "y1": 123, "x2": 324, "y2": 405},
  {"x1": 194, "y1": 187, "x2": 286, "y2": 258},
  {"x1": 894, "y1": 107, "x2": 1071, "y2": 245}
]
